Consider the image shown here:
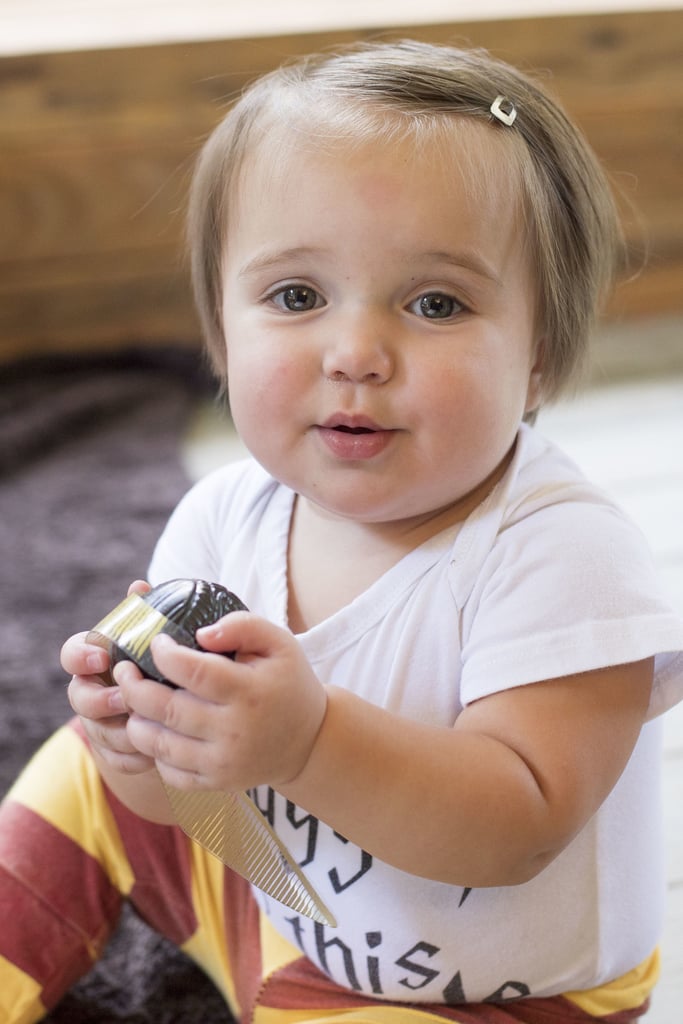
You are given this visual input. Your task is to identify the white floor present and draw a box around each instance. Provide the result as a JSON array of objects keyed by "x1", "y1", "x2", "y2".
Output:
[
  {"x1": 182, "y1": 368, "x2": 683, "y2": 1021},
  {"x1": 541, "y1": 378, "x2": 683, "y2": 1022}
]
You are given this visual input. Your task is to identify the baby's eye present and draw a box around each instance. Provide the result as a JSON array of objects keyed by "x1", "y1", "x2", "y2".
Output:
[
  {"x1": 410, "y1": 292, "x2": 463, "y2": 320},
  {"x1": 270, "y1": 285, "x2": 323, "y2": 312}
]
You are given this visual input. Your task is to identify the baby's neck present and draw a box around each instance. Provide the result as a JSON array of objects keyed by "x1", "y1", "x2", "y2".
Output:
[{"x1": 285, "y1": 498, "x2": 453, "y2": 633}]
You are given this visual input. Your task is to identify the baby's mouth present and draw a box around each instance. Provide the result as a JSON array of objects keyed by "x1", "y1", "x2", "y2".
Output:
[
  {"x1": 333, "y1": 424, "x2": 375, "y2": 434},
  {"x1": 322, "y1": 414, "x2": 383, "y2": 434},
  {"x1": 317, "y1": 416, "x2": 394, "y2": 460}
]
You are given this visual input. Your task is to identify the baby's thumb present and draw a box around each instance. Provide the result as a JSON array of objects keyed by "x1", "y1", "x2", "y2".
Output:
[{"x1": 195, "y1": 611, "x2": 270, "y2": 658}]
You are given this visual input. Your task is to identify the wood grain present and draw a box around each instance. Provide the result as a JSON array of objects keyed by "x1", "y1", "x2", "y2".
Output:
[{"x1": 1, "y1": 9, "x2": 681, "y2": 360}]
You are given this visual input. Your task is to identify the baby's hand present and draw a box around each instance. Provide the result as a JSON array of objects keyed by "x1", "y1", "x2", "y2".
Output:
[
  {"x1": 62, "y1": 581, "x2": 156, "y2": 775},
  {"x1": 117, "y1": 612, "x2": 328, "y2": 793}
]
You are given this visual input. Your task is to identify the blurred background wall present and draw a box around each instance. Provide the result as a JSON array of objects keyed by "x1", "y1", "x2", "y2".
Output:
[{"x1": 1, "y1": 1, "x2": 681, "y2": 362}]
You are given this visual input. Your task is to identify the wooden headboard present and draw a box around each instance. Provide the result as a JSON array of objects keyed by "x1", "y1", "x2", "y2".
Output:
[{"x1": 1, "y1": 7, "x2": 681, "y2": 361}]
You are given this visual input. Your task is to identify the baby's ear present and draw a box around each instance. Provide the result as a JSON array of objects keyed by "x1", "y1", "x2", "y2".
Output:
[{"x1": 524, "y1": 341, "x2": 546, "y2": 416}]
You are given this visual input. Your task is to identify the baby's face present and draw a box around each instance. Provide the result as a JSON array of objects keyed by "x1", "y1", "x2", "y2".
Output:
[{"x1": 220, "y1": 124, "x2": 543, "y2": 533}]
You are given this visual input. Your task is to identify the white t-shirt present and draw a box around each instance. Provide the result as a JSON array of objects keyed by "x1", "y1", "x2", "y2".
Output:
[{"x1": 148, "y1": 424, "x2": 683, "y2": 1004}]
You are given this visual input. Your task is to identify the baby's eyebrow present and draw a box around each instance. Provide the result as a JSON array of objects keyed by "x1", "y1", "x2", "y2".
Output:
[
  {"x1": 237, "y1": 247, "x2": 324, "y2": 278},
  {"x1": 236, "y1": 246, "x2": 503, "y2": 288},
  {"x1": 419, "y1": 250, "x2": 502, "y2": 286}
]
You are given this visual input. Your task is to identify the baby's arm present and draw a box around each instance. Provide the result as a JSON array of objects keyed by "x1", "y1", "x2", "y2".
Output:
[
  {"x1": 115, "y1": 611, "x2": 653, "y2": 888},
  {"x1": 286, "y1": 658, "x2": 653, "y2": 886}
]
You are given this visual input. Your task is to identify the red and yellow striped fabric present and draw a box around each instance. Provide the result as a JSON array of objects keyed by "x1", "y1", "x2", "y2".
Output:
[{"x1": 0, "y1": 721, "x2": 654, "y2": 1023}]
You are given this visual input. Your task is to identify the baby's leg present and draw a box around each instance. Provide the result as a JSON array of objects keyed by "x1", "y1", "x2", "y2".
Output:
[
  {"x1": 0, "y1": 719, "x2": 218, "y2": 1023},
  {"x1": 0, "y1": 721, "x2": 130, "y2": 1021},
  {"x1": 1, "y1": 719, "x2": 651, "y2": 1023}
]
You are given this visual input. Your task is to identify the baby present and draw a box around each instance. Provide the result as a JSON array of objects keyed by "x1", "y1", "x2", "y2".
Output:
[{"x1": 3, "y1": 39, "x2": 683, "y2": 1024}]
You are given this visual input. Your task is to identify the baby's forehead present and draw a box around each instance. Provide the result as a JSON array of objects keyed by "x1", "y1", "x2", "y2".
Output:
[{"x1": 237, "y1": 101, "x2": 527, "y2": 220}]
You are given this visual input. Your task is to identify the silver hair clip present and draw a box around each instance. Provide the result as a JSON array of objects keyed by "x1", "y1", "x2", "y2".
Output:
[{"x1": 490, "y1": 96, "x2": 517, "y2": 126}]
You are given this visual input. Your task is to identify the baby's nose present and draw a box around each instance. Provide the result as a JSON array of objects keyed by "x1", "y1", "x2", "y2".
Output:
[{"x1": 322, "y1": 313, "x2": 395, "y2": 384}]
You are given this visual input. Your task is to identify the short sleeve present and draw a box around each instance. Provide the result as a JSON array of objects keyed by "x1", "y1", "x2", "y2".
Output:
[
  {"x1": 458, "y1": 457, "x2": 683, "y2": 720},
  {"x1": 147, "y1": 459, "x2": 261, "y2": 586}
]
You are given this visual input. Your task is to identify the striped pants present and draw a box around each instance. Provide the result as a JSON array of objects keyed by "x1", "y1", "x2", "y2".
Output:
[{"x1": 0, "y1": 721, "x2": 654, "y2": 1024}]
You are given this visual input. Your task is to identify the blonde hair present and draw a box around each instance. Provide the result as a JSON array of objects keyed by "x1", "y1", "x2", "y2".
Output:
[{"x1": 188, "y1": 40, "x2": 625, "y2": 405}]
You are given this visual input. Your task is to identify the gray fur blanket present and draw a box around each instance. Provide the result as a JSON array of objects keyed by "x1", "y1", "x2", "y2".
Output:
[{"x1": 0, "y1": 349, "x2": 234, "y2": 1022}]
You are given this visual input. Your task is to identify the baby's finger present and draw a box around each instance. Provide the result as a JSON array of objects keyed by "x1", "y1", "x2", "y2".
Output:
[
  {"x1": 195, "y1": 610, "x2": 255, "y2": 655},
  {"x1": 149, "y1": 633, "x2": 241, "y2": 701},
  {"x1": 195, "y1": 611, "x2": 284, "y2": 665},
  {"x1": 84, "y1": 713, "x2": 135, "y2": 752},
  {"x1": 60, "y1": 632, "x2": 111, "y2": 677},
  {"x1": 113, "y1": 657, "x2": 197, "y2": 727},
  {"x1": 83, "y1": 715, "x2": 157, "y2": 774},
  {"x1": 99, "y1": 746, "x2": 158, "y2": 776},
  {"x1": 127, "y1": 579, "x2": 151, "y2": 597},
  {"x1": 124, "y1": 714, "x2": 210, "y2": 786},
  {"x1": 68, "y1": 673, "x2": 126, "y2": 720},
  {"x1": 115, "y1": 658, "x2": 212, "y2": 742}
]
